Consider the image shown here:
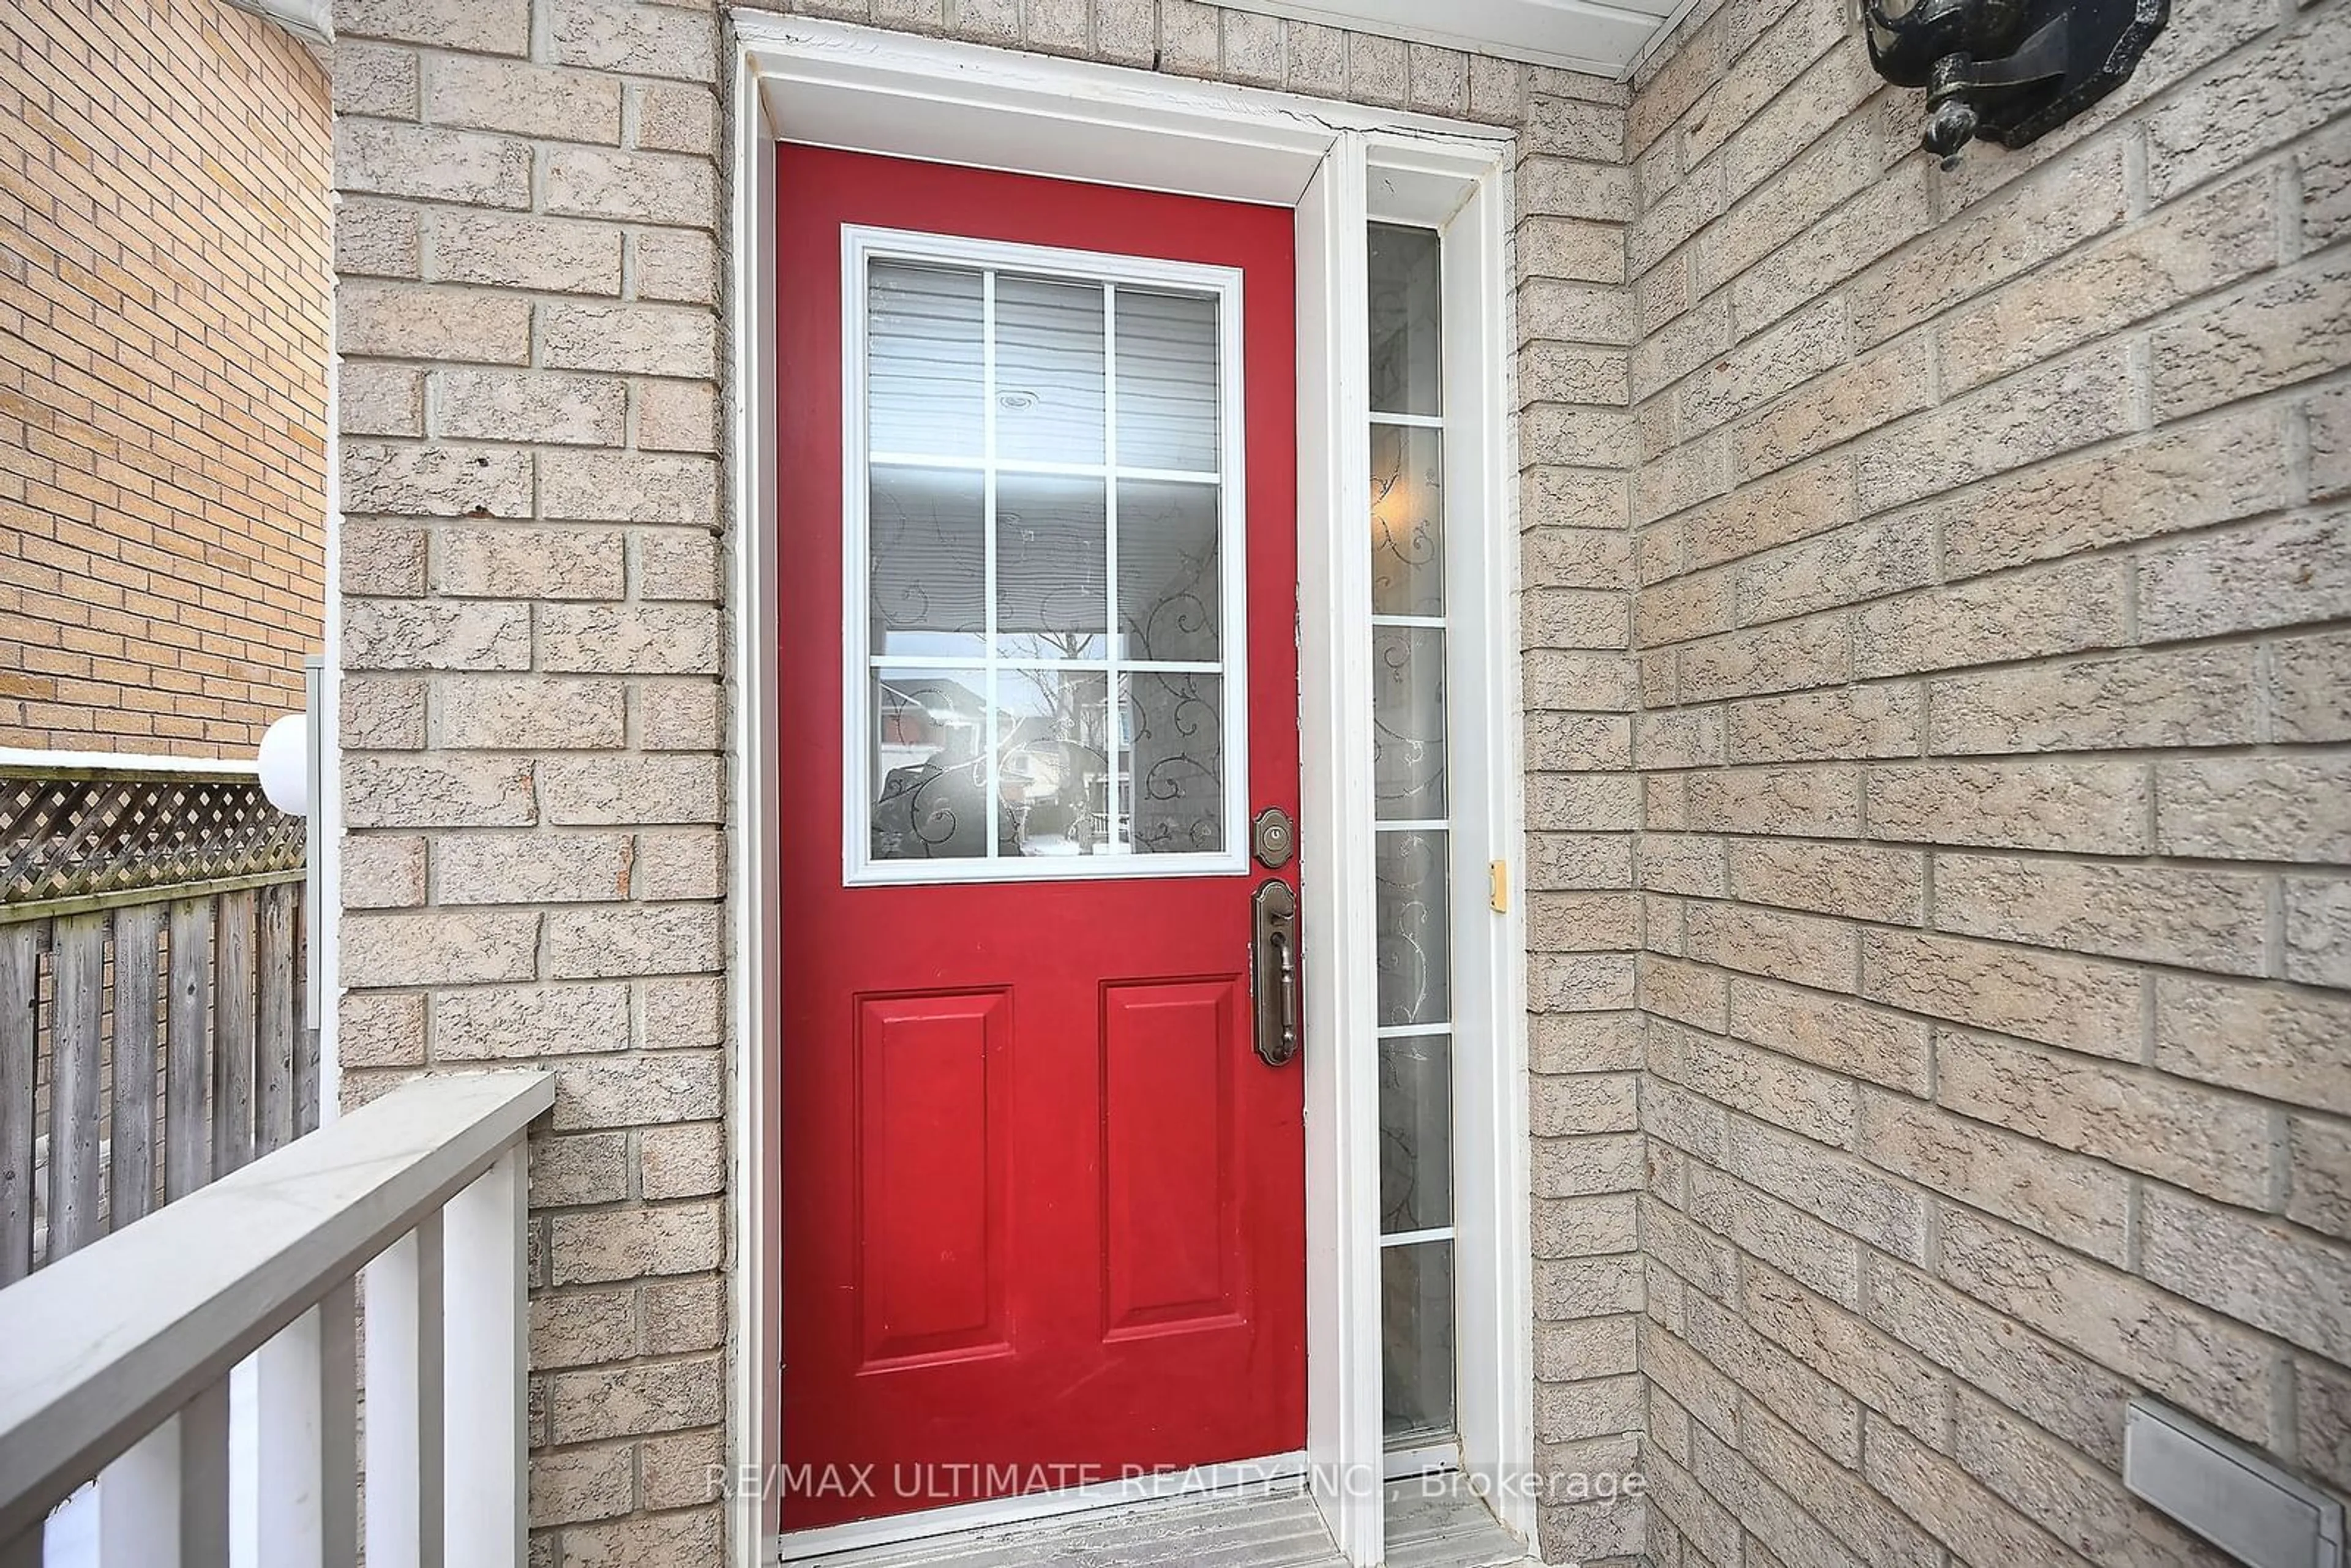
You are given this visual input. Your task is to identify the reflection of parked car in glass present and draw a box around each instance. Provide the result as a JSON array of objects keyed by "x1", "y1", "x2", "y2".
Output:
[{"x1": 871, "y1": 677, "x2": 1014, "y2": 859}]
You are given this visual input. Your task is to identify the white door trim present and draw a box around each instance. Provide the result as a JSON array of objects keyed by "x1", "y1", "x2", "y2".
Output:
[{"x1": 725, "y1": 21, "x2": 1527, "y2": 1567}]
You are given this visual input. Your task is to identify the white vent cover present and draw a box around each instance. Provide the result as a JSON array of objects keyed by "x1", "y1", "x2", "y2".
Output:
[{"x1": 2126, "y1": 1400, "x2": 2345, "y2": 1568}]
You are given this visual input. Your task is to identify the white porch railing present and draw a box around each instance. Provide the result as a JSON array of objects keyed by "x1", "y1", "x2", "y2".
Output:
[{"x1": 0, "y1": 1071, "x2": 553, "y2": 1568}]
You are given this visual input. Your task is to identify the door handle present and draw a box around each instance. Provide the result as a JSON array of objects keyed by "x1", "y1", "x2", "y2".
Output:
[{"x1": 1252, "y1": 878, "x2": 1300, "y2": 1067}]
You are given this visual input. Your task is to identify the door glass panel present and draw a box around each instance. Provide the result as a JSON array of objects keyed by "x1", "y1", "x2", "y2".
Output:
[
  {"x1": 1374, "y1": 830, "x2": 1451, "y2": 1029},
  {"x1": 997, "y1": 667, "x2": 1114, "y2": 856},
  {"x1": 869, "y1": 262, "x2": 984, "y2": 457},
  {"x1": 870, "y1": 669, "x2": 999, "y2": 861},
  {"x1": 1370, "y1": 423, "x2": 1444, "y2": 617},
  {"x1": 869, "y1": 465, "x2": 985, "y2": 658},
  {"x1": 1381, "y1": 1240, "x2": 1455, "y2": 1444},
  {"x1": 1379, "y1": 1035, "x2": 1452, "y2": 1233},
  {"x1": 996, "y1": 473, "x2": 1108, "y2": 660},
  {"x1": 1368, "y1": 223, "x2": 1442, "y2": 418},
  {"x1": 1116, "y1": 289, "x2": 1220, "y2": 472},
  {"x1": 997, "y1": 276, "x2": 1106, "y2": 465},
  {"x1": 853, "y1": 244, "x2": 1239, "y2": 879},
  {"x1": 1122, "y1": 672, "x2": 1225, "y2": 855},
  {"x1": 1372, "y1": 626, "x2": 1447, "y2": 820},
  {"x1": 1117, "y1": 478, "x2": 1220, "y2": 662}
]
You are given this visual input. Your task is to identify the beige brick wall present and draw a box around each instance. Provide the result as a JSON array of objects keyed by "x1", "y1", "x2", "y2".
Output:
[
  {"x1": 332, "y1": 2, "x2": 1658, "y2": 1561},
  {"x1": 1624, "y1": 0, "x2": 2351, "y2": 1561},
  {"x1": 1, "y1": 0, "x2": 329, "y2": 758}
]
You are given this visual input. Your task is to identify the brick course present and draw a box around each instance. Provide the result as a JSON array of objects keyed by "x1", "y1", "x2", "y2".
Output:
[{"x1": 1, "y1": 0, "x2": 329, "y2": 756}]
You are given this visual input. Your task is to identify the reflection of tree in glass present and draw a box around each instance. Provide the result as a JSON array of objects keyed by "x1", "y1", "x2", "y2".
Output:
[{"x1": 999, "y1": 645, "x2": 1111, "y2": 853}]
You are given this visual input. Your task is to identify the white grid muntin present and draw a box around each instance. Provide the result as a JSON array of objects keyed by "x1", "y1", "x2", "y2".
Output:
[{"x1": 840, "y1": 224, "x2": 1252, "y2": 886}]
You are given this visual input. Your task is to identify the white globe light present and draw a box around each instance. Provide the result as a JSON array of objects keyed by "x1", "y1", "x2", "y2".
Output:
[{"x1": 257, "y1": 713, "x2": 310, "y2": 816}]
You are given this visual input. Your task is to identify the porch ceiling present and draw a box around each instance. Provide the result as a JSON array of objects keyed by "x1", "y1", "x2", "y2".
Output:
[{"x1": 1203, "y1": 0, "x2": 1690, "y2": 81}]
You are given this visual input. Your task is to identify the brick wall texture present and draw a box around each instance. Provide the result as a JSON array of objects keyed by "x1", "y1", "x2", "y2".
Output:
[
  {"x1": 326, "y1": 0, "x2": 2349, "y2": 1563},
  {"x1": 1622, "y1": 0, "x2": 2351, "y2": 1561},
  {"x1": 1, "y1": 0, "x2": 329, "y2": 757}
]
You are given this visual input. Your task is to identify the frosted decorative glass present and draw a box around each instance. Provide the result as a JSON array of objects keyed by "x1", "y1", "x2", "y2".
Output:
[
  {"x1": 857, "y1": 253, "x2": 1237, "y2": 873},
  {"x1": 1117, "y1": 479, "x2": 1220, "y2": 662},
  {"x1": 1374, "y1": 830, "x2": 1452, "y2": 1029},
  {"x1": 996, "y1": 473, "x2": 1108, "y2": 661},
  {"x1": 1370, "y1": 424, "x2": 1444, "y2": 617},
  {"x1": 869, "y1": 465, "x2": 984, "y2": 659},
  {"x1": 869, "y1": 668, "x2": 996, "y2": 861},
  {"x1": 1120, "y1": 673, "x2": 1225, "y2": 856},
  {"x1": 1373, "y1": 626, "x2": 1447, "y2": 820}
]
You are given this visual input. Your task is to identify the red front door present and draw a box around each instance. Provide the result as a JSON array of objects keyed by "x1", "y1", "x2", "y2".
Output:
[{"x1": 776, "y1": 146, "x2": 1304, "y2": 1531}]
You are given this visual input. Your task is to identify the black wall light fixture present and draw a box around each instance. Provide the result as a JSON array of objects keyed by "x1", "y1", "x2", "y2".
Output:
[{"x1": 1862, "y1": 0, "x2": 2169, "y2": 166}]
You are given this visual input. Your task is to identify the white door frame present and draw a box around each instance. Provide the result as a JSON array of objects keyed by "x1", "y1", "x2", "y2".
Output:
[{"x1": 724, "y1": 21, "x2": 1529, "y2": 1567}]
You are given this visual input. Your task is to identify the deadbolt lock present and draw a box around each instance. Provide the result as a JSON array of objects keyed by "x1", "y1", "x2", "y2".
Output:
[{"x1": 1251, "y1": 806, "x2": 1295, "y2": 869}]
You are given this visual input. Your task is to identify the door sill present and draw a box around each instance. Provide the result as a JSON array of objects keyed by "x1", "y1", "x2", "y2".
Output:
[
  {"x1": 773, "y1": 1451, "x2": 1310, "y2": 1562},
  {"x1": 1382, "y1": 1439, "x2": 1459, "y2": 1480}
]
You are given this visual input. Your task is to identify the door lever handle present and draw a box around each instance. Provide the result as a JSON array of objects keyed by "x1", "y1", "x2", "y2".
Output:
[{"x1": 1252, "y1": 878, "x2": 1300, "y2": 1067}]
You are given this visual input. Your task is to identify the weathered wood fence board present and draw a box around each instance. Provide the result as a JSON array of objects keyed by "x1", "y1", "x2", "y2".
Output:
[
  {"x1": 0, "y1": 926, "x2": 39, "y2": 1287},
  {"x1": 257, "y1": 882, "x2": 297, "y2": 1158},
  {"x1": 110, "y1": 904, "x2": 162, "y2": 1228},
  {"x1": 166, "y1": 895, "x2": 214, "y2": 1204},
  {"x1": 47, "y1": 915, "x2": 105, "y2": 1261},
  {"x1": 213, "y1": 888, "x2": 257, "y2": 1177}
]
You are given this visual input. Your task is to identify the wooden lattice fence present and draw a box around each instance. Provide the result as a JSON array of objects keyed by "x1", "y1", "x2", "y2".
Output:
[{"x1": 0, "y1": 763, "x2": 315, "y2": 1283}]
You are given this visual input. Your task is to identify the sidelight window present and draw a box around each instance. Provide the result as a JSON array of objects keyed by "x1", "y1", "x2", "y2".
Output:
[{"x1": 1367, "y1": 222, "x2": 1460, "y2": 1455}]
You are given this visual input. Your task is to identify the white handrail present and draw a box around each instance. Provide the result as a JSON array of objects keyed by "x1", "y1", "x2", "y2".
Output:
[{"x1": 0, "y1": 1070, "x2": 553, "y2": 1554}]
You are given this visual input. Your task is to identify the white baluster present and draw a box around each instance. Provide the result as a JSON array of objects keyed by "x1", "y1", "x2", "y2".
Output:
[
  {"x1": 181, "y1": 1381, "x2": 230, "y2": 1568},
  {"x1": 96, "y1": 1419, "x2": 181, "y2": 1567},
  {"x1": 440, "y1": 1150, "x2": 526, "y2": 1568},
  {"x1": 362, "y1": 1218, "x2": 444, "y2": 1568},
  {"x1": 318, "y1": 1281, "x2": 358, "y2": 1568},
  {"x1": 250, "y1": 1309, "x2": 324, "y2": 1568}
]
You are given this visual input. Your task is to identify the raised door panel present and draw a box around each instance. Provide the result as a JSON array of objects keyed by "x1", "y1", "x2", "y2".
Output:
[
  {"x1": 1100, "y1": 978, "x2": 1245, "y2": 1338},
  {"x1": 856, "y1": 990, "x2": 1011, "y2": 1368}
]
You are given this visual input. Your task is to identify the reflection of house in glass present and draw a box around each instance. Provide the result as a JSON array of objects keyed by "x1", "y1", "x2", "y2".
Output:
[{"x1": 871, "y1": 672, "x2": 1114, "y2": 858}]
